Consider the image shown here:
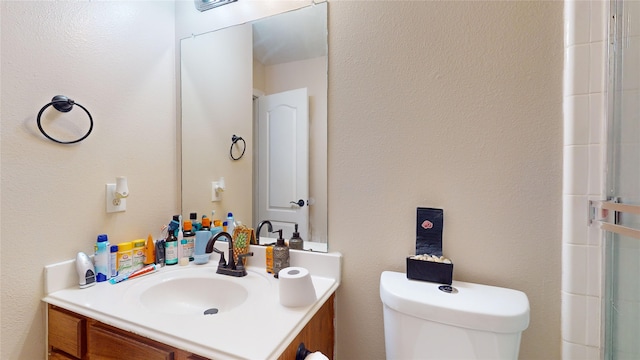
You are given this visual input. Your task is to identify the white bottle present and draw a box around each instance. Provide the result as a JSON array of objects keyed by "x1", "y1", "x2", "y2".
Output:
[
  {"x1": 226, "y1": 212, "x2": 236, "y2": 239},
  {"x1": 177, "y1": 216, "x2": 188, "y2": 266},
  {"x1": 95, "y1": 234, "x2": 109, "y2": 282}
]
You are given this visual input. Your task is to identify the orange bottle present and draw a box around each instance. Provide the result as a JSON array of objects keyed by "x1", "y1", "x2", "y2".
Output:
[{"x1": 144, "y1": 234, "x2": 155, "y2": 265}]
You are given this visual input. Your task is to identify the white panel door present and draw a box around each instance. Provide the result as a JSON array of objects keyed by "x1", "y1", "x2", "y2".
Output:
[{"x1": 257, "y1": 88, "x2": 309, "y2": 240}]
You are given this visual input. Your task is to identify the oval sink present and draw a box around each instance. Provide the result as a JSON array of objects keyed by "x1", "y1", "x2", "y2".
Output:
[
  {"x1": 122, "y1": 267, "x2": 272, "y2": 317},
  {"x1": 140, "y1": 277, "x2": 248, "y2": 316}
]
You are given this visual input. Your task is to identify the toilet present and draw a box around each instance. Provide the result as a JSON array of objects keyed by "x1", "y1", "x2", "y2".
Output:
[{"x1": 380, "y1": 271, "x2": 530, "y2": 360}]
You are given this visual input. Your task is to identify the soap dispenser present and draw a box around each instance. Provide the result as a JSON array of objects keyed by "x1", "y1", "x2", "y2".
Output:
[
  {"x1": 289, "y1": 224, "x2": 303, "y2": 250},
  {"x1": 271, "y1": 229, "x2": 290, "y2": 278}
]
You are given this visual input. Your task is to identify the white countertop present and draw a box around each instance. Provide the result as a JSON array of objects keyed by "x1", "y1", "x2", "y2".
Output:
[{"x1": 43, "y1": 244, "x2": 341, "y2": 360}]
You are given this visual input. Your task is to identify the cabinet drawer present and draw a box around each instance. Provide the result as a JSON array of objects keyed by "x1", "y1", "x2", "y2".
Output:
[
  {"x1": 48, "y1": 306, "x2": 85, "y2": 359},
  {"x1": 88, "y1": 321, "x2": 175, "y2": 360}
]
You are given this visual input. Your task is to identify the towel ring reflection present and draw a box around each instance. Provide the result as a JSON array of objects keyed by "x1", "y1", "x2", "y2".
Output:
[
  {"x1": 230, "y1": 134, "x2": 246, "y2": 160},
  {"x1": 36, "y1": 95, "x2": 93, "y2": 144}
]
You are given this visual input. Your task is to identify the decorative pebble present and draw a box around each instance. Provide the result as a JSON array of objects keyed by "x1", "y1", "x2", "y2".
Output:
[{"x1": 410, "y1": 253, "x2": 452, "y2": 264}]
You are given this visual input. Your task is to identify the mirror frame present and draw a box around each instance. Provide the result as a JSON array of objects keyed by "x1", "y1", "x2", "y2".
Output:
[{"x1": 178, "y1": 2, "x2": 328, "y2": 252}]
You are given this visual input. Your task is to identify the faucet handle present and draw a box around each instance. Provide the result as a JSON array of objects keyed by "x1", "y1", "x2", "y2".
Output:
[
  {"x1": 216, "y1": 250, "x2": 227, "y2": 267},
  {"x1": 235, "y1": 252, "x2": 254, "y2": 270}
]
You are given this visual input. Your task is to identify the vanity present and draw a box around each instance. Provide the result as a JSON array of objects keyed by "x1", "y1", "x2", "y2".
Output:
[{"x1": 43, "y1": 244, "x2": 341, "y2": 360}]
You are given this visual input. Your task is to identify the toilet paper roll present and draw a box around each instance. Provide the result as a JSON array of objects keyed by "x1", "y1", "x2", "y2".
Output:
[
  {"x1": 278, "y1": 267, "x2": 317, "y2": 307},
  {"x1": 305, "y1": 351, "x2": 329, "y2": 360}
]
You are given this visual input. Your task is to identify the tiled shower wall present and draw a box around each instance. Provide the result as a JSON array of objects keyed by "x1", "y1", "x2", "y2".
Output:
[{"x1": 562, "y1": 1, "x2": 608, "y2": 358}]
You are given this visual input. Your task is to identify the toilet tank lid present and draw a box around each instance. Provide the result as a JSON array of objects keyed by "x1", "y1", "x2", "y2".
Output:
[{"x1": 380, "y1": 271, "x2": 530, "y2": 334}]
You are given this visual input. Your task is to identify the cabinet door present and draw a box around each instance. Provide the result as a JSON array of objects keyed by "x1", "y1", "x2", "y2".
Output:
[
  {"x1": 88, "y1": 322, "x2": 175, "y2": 360},
  {"x1": 48, "y1": 306, "x2": 86, "y2": 359},
  {"x1": 49, "y1": 350, "x2": 80, "y2": 360},
  {"x1": 279, "y1": 294, "x2": 335, "y2": 360}
]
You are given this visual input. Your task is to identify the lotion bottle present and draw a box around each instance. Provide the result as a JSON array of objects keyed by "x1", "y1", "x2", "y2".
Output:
[{"x1": 271, "y1": 229, "x2": 289, "y2": 278}]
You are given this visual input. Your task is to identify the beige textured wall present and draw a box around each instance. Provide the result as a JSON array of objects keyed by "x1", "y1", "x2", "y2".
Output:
[
  {"x1": 327, "y1": 1, "x2": 563, "y2": 359},
  {"x1": 0, "y1": 2, "x2": 176, "y2": 359},
  {"x1": 0, "y1": 1, "x2": 563, "y2": 359}
]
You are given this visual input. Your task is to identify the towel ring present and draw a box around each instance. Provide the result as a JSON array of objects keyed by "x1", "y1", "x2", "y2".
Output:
[
  {"x1": 36, "y1": 95, "x2": 93, "y2": 144},
  {"x1": 229, "y1": 134, "x2": 246, "y2": 160}
]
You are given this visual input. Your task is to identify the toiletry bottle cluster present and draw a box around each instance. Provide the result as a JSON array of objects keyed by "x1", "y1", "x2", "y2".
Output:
[
  {"x1": 264, "y1": 223, "x2": 303, "y2": 278},
  {"x1": 166, "y1": 211, "x2": 239, "y2": 266},
  {"x1": 93, "y1": 211, "x2": 242, "y2": 282},
  {"x1": 92, "y1": 213, "x2": 307, "y2": 282},
  {"x1": 93, "y1": 233, "x2": 156, "y2": 283}
]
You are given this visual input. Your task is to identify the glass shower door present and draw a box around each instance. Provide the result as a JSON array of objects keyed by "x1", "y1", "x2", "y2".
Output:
[{"x1": 604, "y1": 1, "x2": 640, "y2": 358}]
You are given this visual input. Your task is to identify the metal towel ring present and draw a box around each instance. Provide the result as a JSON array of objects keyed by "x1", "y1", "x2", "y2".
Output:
[
  {"x1": 36, "y1": 95, "x2": 93, "y2": 144},
  {"x1": 229, "y1": 134, "x2": 246, "y2": 160}
]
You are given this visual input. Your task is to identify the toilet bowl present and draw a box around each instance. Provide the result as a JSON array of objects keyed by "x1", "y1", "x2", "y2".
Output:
[{"x1": 380, "y1": 271, "x2": 529, "y2": 360}]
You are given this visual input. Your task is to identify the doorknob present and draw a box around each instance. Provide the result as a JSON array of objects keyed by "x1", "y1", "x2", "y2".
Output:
[{"x1": 290, "y1": 199, "x2": 306, "y2": 207}]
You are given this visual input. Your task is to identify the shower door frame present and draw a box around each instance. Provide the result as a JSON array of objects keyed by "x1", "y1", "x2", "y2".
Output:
[{"x1": 600, "y1": 0, "x2": 640, "y2": 358}]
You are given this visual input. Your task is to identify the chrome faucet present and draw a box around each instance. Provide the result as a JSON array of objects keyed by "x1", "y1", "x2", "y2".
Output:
[
  {"x1": 255, "y1": 220, "x2": 273, "y2": 245},
  {"x1": 205, "y1": 231, "x2": 254, "y2": 277}
]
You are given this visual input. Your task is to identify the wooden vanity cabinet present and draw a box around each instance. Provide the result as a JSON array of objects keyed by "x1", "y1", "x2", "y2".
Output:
[
  {"x1": 48, "y1": 306, "x2": 86, "y2": 359},
  {"x1": 47, "y1": 294, "x2": 334, "y2": 360},
  {"x1": 48, "y1": 304, "x2": 207, "y2": 360},
  {"x1": 279, "y1": 293, "x2": 335, "y2": 360}
]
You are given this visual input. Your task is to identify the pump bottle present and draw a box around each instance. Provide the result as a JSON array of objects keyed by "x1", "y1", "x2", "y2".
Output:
[
  {"x1": 271, "y1": 229, "x2": 290, "y2": 278},
  {"x1": 289, "y1": 224, "x2": 304, "y2": 250}
]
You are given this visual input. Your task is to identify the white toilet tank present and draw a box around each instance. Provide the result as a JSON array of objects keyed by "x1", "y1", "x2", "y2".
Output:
[{"x1": 380, "y1": 271, "x2": 530, "y2": 360}]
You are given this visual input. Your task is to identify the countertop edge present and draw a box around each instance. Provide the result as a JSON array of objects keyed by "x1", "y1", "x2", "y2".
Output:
[
  {"x1": 43, "y1": 281, "x2": 339, "y2": 360},
  {"x1": 43, "y1": 250, "x2": 342, "y2": 360}
]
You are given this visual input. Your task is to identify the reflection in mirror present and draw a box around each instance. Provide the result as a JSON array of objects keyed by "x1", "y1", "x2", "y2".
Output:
[{"x1": 181, "y1": 3, "x2": 328, "y2": 252}]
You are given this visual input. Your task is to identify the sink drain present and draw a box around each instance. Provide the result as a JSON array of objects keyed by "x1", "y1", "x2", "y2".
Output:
[{"x1": 204, "y1": 308, "x2": 219, "y2": 315}]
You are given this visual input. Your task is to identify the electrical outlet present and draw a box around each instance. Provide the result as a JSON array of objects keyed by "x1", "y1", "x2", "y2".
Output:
[
  {"x1": 211, "y1": 181, "x2": 222, "y2": 202},
  {"x1": 106, "y1": 184, "x2": 126, "y2": 213}
]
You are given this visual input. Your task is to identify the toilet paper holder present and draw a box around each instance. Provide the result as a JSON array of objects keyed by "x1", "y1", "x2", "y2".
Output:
[
  {"x1": 296, "y1": 343, "x2": 329, "y2": 360},
  {"x1": 296, "y1": 343, "x2": 312, "y2": 360}
]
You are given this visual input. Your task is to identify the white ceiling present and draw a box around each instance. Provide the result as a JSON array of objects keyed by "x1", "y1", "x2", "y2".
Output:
[{"x1": 252, "y1": 4, "x2": 327, "y2": 66}]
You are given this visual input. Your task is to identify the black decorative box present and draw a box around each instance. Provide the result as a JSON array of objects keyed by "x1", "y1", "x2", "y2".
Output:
[{"x1": 406, "y1": 257, "x2": 453, "y2": 285}]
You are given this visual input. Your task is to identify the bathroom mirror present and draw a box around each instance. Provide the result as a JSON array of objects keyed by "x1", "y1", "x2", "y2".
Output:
[{"x1": 180, "y1": 3, "x2": 328, "y2": 252}]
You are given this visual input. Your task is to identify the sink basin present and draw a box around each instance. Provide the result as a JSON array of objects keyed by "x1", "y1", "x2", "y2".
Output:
[
  {"x1": 140, "y1": 277, "x2": 248, "y2": 316},
  {"x1": 123, "y1": 266, "x2": 271, "y2": 317}
]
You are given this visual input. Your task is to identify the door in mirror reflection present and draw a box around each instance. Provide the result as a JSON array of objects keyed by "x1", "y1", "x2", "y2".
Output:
[{"x1": 257, "y1": 88, "x2": 309, "y2": 239}]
